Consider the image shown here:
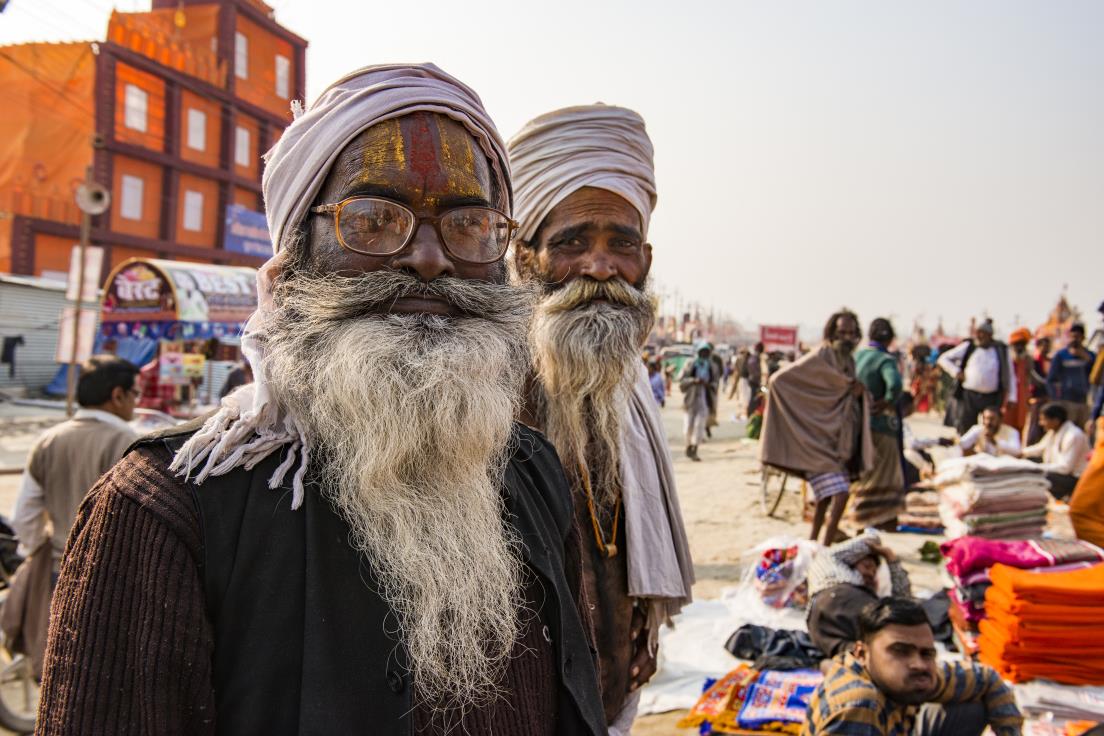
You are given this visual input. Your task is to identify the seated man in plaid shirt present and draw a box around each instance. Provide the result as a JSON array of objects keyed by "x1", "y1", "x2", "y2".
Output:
[{"x1": 804, "y1": 598, "x2": 1022, "y2": 736}]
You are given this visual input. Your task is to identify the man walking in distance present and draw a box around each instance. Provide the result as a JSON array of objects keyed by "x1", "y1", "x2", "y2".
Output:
[
  {"x1": 509, "y1": 103, "x2": 695, "y2": 734},
  {"x1": 679, "y1": 341, "x2": 721, "y2": 461},
  {"x1": 39, "y1": 65, "x2": 606, "y2": 735}
]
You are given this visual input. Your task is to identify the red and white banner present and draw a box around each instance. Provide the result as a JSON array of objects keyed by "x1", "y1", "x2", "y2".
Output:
[{"x1": 759, "y1": 325, "x2": 799, "y2": 353}]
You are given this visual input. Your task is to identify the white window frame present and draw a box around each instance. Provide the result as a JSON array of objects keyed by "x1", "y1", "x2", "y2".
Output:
[
  {"x1": 234, "y1": 32, "x2": 248, "y2": 79},
  {"x1": 186, "y1": 108, "x2": 206, "y2": 151},
  {"x1": 183, "y1": 190, "x2": 204, "y2": 232},
  {"x1": 275, "y1": 54, "x2": 290, "y2": 99},
  {"x1": 234, "y1": 125, "x2": 251, "y2": 168},
  {"x1": 123, "y1": 84, "x2": 148, "y2": 132},
  {"x1": 120, "y1": 175, "x2": 143, "y2": 221}
]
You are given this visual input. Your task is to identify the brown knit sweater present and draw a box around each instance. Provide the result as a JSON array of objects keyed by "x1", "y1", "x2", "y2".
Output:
[{"x1": 37, "y1": 446, "x2": 562, "y2": 735}]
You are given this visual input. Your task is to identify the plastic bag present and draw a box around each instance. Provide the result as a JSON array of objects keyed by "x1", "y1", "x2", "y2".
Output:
[{"x1": 742, "y1": 536, "x2": 820, "y2": 609}]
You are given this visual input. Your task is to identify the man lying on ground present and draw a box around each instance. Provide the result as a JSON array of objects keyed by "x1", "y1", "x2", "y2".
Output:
[
  {"x1": 959, "y1": 405, "x2": 1022, "y2": 457},
  {"x1": 803, "y1": 598, "x2": 1023, "y2": 736},
  {"x1": 806, "y1": 531, "x2": 911, "y2": 661}
]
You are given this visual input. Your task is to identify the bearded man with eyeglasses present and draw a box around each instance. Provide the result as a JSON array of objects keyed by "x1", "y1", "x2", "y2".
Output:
[
  {"x1": 508, "y1": 105, "x2": 694, "y2": 735},
  {"x1": 37, "y1": 65, "x2": 605, "y2": 736}
]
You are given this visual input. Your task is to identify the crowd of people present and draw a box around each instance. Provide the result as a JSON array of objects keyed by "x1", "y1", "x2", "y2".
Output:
[
  {"x1": 743, "y1": 307, "x2": 1103, "y2": 546},
  {"x1": 5, "y1": 61, "x2": 1099, "y2": 736}
]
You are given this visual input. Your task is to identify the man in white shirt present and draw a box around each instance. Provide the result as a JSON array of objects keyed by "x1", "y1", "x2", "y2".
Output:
[
  {"x1": 937, "y1": 321, "x2": 1017, "y2": 435},
  {"x1": 959, "y1": 407, "x2": 1022, "y2": 458},
  {"x1": 13, "y1": 355, "x2": 140, "y2": 567},
  {"x1": 1021, "y1": 402, "x2": 1090, "y2": 500}
]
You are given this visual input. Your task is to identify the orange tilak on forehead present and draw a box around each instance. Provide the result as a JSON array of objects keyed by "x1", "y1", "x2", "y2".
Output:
[{"x1": 397, "y1": 113, "x2": 486, "y2": 206}]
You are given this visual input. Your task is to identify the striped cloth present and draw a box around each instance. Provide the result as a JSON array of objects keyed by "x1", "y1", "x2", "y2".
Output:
[
  {"x1": 809, "y1": 471, "x2": 851, "y2": 502},
  {"x1": 802, "y1": 653, "x2": 1023, "y2": 735}
]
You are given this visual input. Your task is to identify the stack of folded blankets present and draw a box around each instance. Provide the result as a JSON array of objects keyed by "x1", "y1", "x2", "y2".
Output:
[
  {"x1": 678, "y1": 664, "x2": 823, "y2": 735},
  {"x1": 940, "y1": 537, "x2": 1104, "y2": 658},
  {"x1": 935, "y1": 455, "x2": 1051, "y2": 539},
  {"x1": 979, "y1": 561, "x2": 1104, "y2": 685},
  {"x1": 898, "y1": 490, "x2": 943, "y2": 534}
]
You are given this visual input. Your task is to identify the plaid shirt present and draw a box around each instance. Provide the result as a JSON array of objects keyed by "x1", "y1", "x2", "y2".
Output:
[{"x1": 802, "y1": 653, "x2": 1023, "y2": 735}]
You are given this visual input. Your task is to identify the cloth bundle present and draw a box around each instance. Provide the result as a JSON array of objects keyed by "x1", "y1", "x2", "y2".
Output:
[
  {"x1": 934, "y1": 455, "x2": 1051, "y2": 539},
  {"x1": 724, "y1": 624, "x2": 824, "y2": 672},
  {"x1": 940, "y1": 537, "x2": 1104, "y2": 659},
  {"x1": 898, "y1": 490, "x2": 944, "y2": 534},
  {"x1": 979, "y1": 562, "x2": 1104, "y2": 685},
  {"x1": 677, "y1": 664, "x2": 823, "y2": 735}
]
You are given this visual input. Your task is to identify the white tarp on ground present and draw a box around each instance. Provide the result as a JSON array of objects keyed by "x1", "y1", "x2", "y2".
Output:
[{"x1": 638, "y1": 585, "x2": 810, "y2": 716}]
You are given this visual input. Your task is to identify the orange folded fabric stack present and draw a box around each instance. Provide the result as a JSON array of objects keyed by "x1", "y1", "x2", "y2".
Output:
[{"x1": 979, "y1": 561, "x2": 1104, "y2": 685}]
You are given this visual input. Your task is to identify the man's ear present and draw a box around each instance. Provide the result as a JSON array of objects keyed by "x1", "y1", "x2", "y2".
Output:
[
  {"x1": 110, "y1": 385, "x2": 127, "y2": 405},
  {"x1": 512, "y1": 241, "x2": 537, "y2": 279},
  {"x1": 853, "y1": 640, "x2": 867, "y2": 661},
  {"x1": 642, "y1": 241, "x2": 653, "y2": 279}
]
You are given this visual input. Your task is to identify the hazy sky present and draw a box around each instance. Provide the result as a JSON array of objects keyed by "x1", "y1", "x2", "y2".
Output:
[{"x1": 4, "y1": 0, "x2": 1102, "y2": 338}]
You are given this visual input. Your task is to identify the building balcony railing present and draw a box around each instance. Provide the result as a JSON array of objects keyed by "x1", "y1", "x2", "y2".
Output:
[{"x1": 107, "y1": 11, "x2": 227, "y2": 89}]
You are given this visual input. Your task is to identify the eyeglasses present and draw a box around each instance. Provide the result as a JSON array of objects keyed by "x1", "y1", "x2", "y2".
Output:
[{"x1": 310, "y1": 196, "x2": 518, "y2": 264}]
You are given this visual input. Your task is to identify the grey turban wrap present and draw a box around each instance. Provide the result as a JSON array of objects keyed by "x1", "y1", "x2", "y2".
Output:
[
  {"x1": 171, "y1": 63, "x2": 511, "y2": 509},
  {"x1": 263, "y1": 62, "x2": 512, "y2": 251},
  {"x1": 508, "y1": 104, "x2": 657, "y2": 243}
]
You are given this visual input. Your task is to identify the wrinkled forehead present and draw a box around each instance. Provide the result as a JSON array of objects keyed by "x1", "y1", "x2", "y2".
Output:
[{"x1": 322, "y1": 111, "x2": 495, "y2": 207}]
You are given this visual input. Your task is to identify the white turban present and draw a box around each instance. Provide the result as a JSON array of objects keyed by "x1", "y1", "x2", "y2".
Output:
[
  {"x1": 508, "y1": 104, "x2": 656, "y2": 242},
  {"x1": 170, "y1": 63, "x2": 511, "y2": 508}
]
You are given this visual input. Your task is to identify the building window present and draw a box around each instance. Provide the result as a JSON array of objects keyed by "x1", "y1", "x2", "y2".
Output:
[
  {"x1": 183, "y1": 190, "x2": 204, "y2": 232},
  {"x1": 124, "y1": 84, "x2": 148, "y2": 132},
  {"x1": 275, "y1": 54, "x2": 290, "y2": 99},
  {"x1": 234, "y1": 32, "x2": 248, "y2": 79},
  {"x1": 120, "y1": 175, "x2": 143, "y2": 221},
  {"x1": 235, "y1": 126, "x2": 251, "y2": 168},
  {"x1": 186, "y1": 108, "x2": 206, "y2": 151}
]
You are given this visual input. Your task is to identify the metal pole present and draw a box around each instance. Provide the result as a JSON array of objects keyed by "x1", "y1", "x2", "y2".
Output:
[{"x1": 65, "y1": 165, "x2": 93, "y2": 416}]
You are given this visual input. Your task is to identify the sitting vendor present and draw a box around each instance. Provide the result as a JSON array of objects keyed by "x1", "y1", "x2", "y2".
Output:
[
  {"x1": 806, "y1": 531, "x2": 912, "y2": 660},
  {"x1": 959, "y1": 406, "x2": 1021, "y2": 457},
  {"x1": 1020, "y1": 402, "x2": 1090, "y2": 500},
  {"x1": 803, "y1": 598, "x2": 1023, "y2": 736}
]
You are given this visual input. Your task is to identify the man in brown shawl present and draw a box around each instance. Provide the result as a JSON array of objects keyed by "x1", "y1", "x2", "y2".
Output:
[
  {"x1": 509, "y1": 104, "x2": 694, "y2": 734},
  {"x1": 760, "y1": 309, "x2": 874, "y2": 544}
]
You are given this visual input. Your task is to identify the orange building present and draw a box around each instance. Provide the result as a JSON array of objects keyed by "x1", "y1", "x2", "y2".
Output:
[{"x1": 0, "y1": 0, "x2": 305, "y2": 281}]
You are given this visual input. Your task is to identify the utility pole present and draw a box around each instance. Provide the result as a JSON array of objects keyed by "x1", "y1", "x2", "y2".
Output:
[{"x1": 66, "y1": 164, "x2": 110, "y2": 415}]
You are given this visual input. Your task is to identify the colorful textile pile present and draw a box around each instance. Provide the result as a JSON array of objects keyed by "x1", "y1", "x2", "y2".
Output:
[
  {"x1": 934, "y1": 455, "x2": 1051, "y2": 539},
  {"x1": 940, "y1": 537, "x2": 1104, "y2": 658},
  {"x1": 678, "y1": 664, "x2": 823, "y2": 734},
  {"x1": 897, "y1": 490, "x2": 943, "y2": 533},
  {"x1": 980, "y1": 561, "x2": 1104, "y2": 685}
]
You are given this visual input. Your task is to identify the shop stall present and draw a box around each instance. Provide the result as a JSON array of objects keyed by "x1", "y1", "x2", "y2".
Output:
[{"x1": 98, "y1": 258, "x2": 257, "y2": 416}]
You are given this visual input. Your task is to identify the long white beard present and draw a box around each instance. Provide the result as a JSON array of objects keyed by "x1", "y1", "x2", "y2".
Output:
[
  {"x1": 528, "y1": 277, "x2": 655, "y2": 503},
  {"x1": 264, "y1": 269, "x2": 535, "y2": 709}
]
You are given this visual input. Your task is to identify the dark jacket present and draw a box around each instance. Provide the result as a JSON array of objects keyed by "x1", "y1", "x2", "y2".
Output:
[{"x1": 38, "y1": 421, "x2": 606, "y2": 736}]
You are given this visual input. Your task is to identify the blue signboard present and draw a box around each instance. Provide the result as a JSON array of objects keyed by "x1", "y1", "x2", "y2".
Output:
[{"x1": 223, "y1": 204, "x2": 272, "y2": 257}]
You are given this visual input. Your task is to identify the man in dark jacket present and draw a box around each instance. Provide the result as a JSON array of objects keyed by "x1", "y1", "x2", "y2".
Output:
[{"x1": 38, "y1": 64, "x2": 605, "y2": 735}]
